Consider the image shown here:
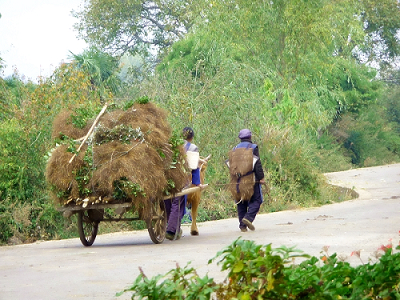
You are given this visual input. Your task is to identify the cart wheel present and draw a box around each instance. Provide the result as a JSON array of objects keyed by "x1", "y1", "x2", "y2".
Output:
[
  {"x1": 146, "y1": 198, "x2": 167, "y2": 244},
  {"x1": 77, "y1": 210, "x2": 99, "y2": 246}
]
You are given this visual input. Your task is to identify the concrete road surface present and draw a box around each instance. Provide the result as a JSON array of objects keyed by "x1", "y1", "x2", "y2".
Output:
[{"x1": 1, "y1": 164, "x2": 400, "y2": 299}]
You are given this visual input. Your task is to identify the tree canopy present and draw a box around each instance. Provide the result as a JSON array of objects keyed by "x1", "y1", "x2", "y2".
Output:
[
  {"x1": 154, "y1": 0, "x2": 386, "y2": 133},
  {"x1": 73, "y1": 0, "x2": 204, "y2": 57},
  {"x1": 361, "y1": 0, "x2": 400, "y2": 63},
  {"x1": 69, "y1": 47, "x2": 122, "y2": 99},
  {"x1": 74, "y1": 0, "x2": 400, "y2": 63}
]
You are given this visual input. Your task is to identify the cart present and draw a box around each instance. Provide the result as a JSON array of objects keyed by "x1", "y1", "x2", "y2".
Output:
[{"x1": 57, "y1": 186, "x2": 202, "y2": 246}]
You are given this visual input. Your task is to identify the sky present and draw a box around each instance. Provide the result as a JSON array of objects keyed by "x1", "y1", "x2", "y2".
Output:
[{"x1": 0, "y1": 0, "x2": 87, "y2": 82}]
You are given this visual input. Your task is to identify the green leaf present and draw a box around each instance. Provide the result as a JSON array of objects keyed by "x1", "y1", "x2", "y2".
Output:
[{"x1": 233, "y1": 260, "x2": 244, "y2": 273}]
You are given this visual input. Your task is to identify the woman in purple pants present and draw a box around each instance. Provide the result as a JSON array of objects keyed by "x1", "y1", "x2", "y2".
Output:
[{"x1": 164, "y1": 127, "x2": 201, "y2": 240}]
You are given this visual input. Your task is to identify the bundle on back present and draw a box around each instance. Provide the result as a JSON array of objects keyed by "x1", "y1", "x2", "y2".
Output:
[
  {"x1": 227, "y1": 147, "x2": 255, "y2": 201},
  {"x1": 45, "y1": 101, "x2": 188, "y2": 215}
]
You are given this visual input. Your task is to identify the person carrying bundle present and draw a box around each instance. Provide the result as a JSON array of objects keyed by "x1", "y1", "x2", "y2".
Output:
[{"x1": 228, "y1": 129, "x2": 265, "y2": 232}]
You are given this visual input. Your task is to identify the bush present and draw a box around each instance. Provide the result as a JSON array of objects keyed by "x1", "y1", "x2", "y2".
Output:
[
  {"x1": 0, "y1": 119, "x2": 37, "y2": 201},
  {"x1": 0, "y1": 64, "x2": 103, "y2": 244},
  {"x1": 118, "y1": 238, "x2": 400, "y2": 299},
  {"x1": 313, "y1": 131, "x2": 353, "y2": 172},
  {"x1": 259, "y1": 125, "x2": 330, "y2": 209},
  {"x1": 328, "y1": 107, "x2": 400, "y2": 168}
]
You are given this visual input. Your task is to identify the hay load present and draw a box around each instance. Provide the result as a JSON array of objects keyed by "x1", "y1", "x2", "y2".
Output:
[
  {"x1": 227, "y1": 147, "x2": 256, "y2": 201},
  {"x1": 45, "y1": 100, "x2": 189, "y2": 213}
]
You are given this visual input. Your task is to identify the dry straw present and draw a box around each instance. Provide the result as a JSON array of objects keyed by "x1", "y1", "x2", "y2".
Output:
[
  {"x1": 51, "y1": 109, "x2": 93, "y2": 140},
  {"x1": 45, "y1": 144, "x2": 88, "y2": 200},
  {"x1": 228, "y1": 174, "x2": 255, "y2": 202},
  {"x1": 227, "y1": 147, "x2": 255, "y2": 201},
  {"x1": 46, "y1": 101, "x2": 189, "y2": 212}
]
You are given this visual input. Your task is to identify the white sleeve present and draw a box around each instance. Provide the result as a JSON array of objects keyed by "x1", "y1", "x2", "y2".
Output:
[{"x1": 188, "y1": 143, "x2": 199, "y2": 152}]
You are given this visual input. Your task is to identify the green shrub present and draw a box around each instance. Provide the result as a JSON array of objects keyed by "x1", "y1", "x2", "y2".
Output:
[
  {"x1": 259, "y1": 125, "x2": 327, "y2": 207},
  {"x1": 0, "y1": 118, "x2": 46, "y2": 202},
  {"x1": 0, "y1": 197, "x2": 14, "y2": 242},
  {"x1": 329, "y1": 106, "x2": 400, "y2": 168},
  {"x1": 118, "y1": 238, "x2": 400, "y2": 299},
  {"x1": 313, "y1": 131, "x2": 353, "y2": 172},
  {"x1": 118, "y1": 263, "x2": 218, "y2": 300}
]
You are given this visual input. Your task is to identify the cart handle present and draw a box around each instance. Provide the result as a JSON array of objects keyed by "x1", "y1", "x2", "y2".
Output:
[{"x1": 162, "y1": 184, "x2": 208, "y2": 200}]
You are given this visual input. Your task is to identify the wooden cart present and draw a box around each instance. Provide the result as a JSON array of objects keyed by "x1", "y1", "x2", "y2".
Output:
[{"x1": 57, "y1": 186, "x2": 201, "y2": 246}]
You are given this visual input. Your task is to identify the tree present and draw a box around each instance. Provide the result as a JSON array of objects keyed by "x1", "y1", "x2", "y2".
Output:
[
  {"x1": 360, "y1": 0, "x2": 400, "y2": 65},
  {"x1": 69, "y1": 47, "x2": 122, "y2": 99},
  {"x1": 73, "y1": 0, "x2": 204, "y2": 57},
  {"x1": 156, "y1": 0, "x2": 382, "y2": 130},
  {"x1": 74, "y1": 0, "x2": 400, "y2": 71},
  {"x1": 75, "y1": 0, "x2": 399, "y2": 170}
]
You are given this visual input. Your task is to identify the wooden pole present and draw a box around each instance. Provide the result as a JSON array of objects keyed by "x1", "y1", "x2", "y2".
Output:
[
  {"x1": 69, "y1": 103, "x2": 108, "y2": 164},
  {"x1": 162, "y1": 184, "x2": 208, "y2": 200}
]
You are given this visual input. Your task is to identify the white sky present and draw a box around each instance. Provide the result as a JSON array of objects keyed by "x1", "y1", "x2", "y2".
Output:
[{"x1": 0, "y1": 0, "x2": 87, "y2": 82}]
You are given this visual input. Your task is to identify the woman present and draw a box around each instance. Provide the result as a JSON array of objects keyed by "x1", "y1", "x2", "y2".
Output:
[{"x1": 164, "y1": 127, "x2": 201, "y2": 240}]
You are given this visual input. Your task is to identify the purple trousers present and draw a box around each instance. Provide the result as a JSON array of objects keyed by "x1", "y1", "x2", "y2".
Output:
[
  {"x1": 237, "y1": 183, "x2": 263, "y2": 229},
  {"x1": 164, "y1": 195, "x2": 186, "y2": 233}
]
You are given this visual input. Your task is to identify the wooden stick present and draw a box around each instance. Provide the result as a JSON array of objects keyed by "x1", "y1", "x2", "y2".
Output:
[
  {"x1": 162, "y1": 185, "x2": 209, "y2": 200},
  {"x1": 69, "y1": 103, "x2": 108, "y2": 164},
  {"x1": 199, "y1": 154, "x2": 211, "y2": 165}
]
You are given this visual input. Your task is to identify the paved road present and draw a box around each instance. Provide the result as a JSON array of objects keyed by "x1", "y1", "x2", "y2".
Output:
[{"x1": 1, "y1": 164, "x2": 400, "y2": 300}]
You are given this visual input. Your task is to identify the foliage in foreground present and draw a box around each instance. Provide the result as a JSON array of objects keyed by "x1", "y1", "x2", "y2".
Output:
[{"x1": 118, "y1": 238, "x2": 400, "y2": 300}]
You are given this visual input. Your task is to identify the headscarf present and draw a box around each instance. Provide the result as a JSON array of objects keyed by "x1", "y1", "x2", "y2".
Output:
[{"x1": 238, "y1": 129, "x2": 252, "y2": 139}]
